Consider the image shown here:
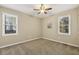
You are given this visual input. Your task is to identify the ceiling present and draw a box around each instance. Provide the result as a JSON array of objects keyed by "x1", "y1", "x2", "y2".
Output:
[{"x1": 0, "y1": 4, "x2": 79, "y2": 18}]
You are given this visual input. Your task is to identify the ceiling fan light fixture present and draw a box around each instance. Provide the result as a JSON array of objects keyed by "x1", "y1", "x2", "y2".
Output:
[
  {"x1": 40, "y1": 10, "x2": 44, "y2": 13},
  {"x1": 33, "y1": 4, "x2": 52, "y2": 14}
]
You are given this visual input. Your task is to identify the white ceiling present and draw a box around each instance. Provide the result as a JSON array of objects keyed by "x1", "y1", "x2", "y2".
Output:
[{"x1": 0, "y1": 4, "x2": 79, "y2": 18}]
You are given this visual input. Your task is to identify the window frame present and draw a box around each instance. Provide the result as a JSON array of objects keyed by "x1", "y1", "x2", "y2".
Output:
[
  {"x1": 2, "y1": 13, "x2": 18, "y2": 36},
  {"x1": 58, "y1": 15, "x2": 71, "y2": 35}
]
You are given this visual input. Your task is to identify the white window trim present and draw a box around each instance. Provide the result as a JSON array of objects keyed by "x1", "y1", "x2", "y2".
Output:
[
  {"x1": 58, "y1": 15, "x2": 71, "y2": 35},
  {"x1": 2, "y1": 13, "x2": 18, "y2": 36}
]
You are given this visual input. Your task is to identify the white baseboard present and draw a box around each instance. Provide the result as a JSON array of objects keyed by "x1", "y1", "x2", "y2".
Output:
[
  {"x1": 42, "y1": 37, "x2": 79, "y2": 48},
  {"x1": 0, "y1": 37, "x2": 40, "y2": 48}
]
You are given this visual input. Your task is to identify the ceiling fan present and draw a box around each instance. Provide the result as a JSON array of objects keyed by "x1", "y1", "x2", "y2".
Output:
[{"x1": 33, "y1": 4, "x2": 52, "y2": 14}]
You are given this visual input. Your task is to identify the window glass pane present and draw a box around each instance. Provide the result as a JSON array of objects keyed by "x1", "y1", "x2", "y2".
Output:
[
  {"x1": 5, "y1": 15, "x2": 16, "y2": 34},
  {"x1": 59, "y1": 16, "x2": 70, "y2": 34}
]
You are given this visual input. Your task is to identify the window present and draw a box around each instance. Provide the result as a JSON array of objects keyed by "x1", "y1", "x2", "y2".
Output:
[
  {"x1": 58, "y1": 15, "x2": 71, "y2": 35},
  {"x1": 2, "y1": 13, "x2": 18, "y2": 36}
]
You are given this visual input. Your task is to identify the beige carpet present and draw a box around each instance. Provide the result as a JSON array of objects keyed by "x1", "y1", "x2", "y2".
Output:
[{"x1": 0, "y1": 38, "x2": 79, "y2": 55}]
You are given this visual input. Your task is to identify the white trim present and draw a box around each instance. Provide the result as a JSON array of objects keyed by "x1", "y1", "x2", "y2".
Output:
[
  {"x1": 42, "y1": 37, "x2": 79, "y2": 48},
  {"x1": 0, "y1": 38, "x2": 40, "y2": 48},
  {"x1": 2, "y1": 13, "x2": 18, "y2": 36},
  {"x1": 58, "y1": 15, "x2": 71, "y2": 35}
]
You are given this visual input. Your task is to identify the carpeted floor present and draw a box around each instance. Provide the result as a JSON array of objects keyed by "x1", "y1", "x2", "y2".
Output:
[{"x1": 0, "y1": 38, "x2": 79, "y2": 55}]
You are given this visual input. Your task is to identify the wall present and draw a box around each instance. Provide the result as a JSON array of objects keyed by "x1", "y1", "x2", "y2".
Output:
[
  {"x1": 0, "y1": 6, "x2": 41, "y2": 47},
  {"x1": 42, "y1": 7, "x2": 79, "y2": 47}
]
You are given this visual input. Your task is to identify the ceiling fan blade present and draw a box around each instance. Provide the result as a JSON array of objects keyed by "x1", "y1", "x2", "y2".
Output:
[
  {"x1": 33, "y1": 9, "x2": 40, "y2": 11},
  {"x1": 41, "y1": 4, "x2": 44, "y2": 8},
  {"x1": 44, "y1": 12, "x2": 47, "y2": 14},
  {"x1": 37, "y1": 12, "x2": 41, "y2": 14},
  {"x1": 45, "y1": 8, "x2": 52, "y2": 10}
]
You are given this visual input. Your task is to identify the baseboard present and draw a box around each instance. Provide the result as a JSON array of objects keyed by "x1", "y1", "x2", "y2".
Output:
[
  {"x1": 42, "y1": 37, "x2": 79, "y2": 48},
  {"x1": 0, "y1": 37, "x2": 40, "y2": 49}
]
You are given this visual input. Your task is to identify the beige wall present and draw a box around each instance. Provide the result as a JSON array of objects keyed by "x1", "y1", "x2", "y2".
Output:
[
  {"x1": 42, "y1": 7, "x2": 79, "y2": 47},
  {"x1": 0, "y1": 6, "x2": 41, "y2": 47}
]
